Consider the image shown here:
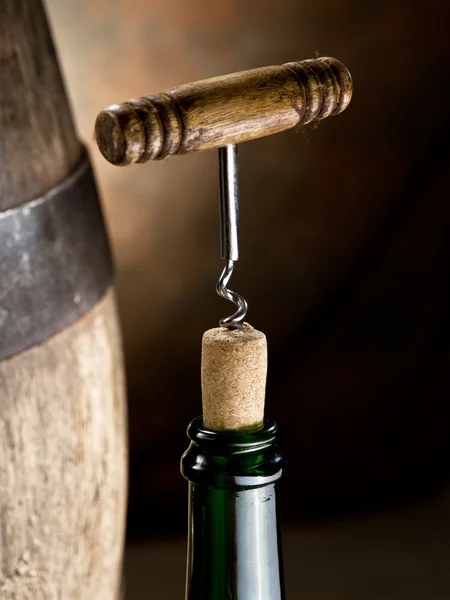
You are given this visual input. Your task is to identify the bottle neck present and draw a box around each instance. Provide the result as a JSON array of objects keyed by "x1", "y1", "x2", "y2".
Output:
[{"x1": 181, "y1": 417, "x2": 285, "y2": 600}]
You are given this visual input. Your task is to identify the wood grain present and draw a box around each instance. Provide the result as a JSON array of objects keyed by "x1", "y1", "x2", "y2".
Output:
[
  {"x1": 0, "y1": 2, "x2": 127, "y2": 595},
  {"x1": 0, "y1": 288, "x2": 128, "y2": 599},
  {"x1": 95, "y1": 57, "x2": 352, "y2": 165},
  {"x1": 0, "y1": 0, "x2": 81, "y2": 210}
]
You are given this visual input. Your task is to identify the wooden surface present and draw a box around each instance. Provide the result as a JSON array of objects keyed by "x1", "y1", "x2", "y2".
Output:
[
  {"x1": 94, "y1": 57, "x2": 352, "y2": 165},
  {"x1": 0, "y1": 0, "x2": 81, "y2": 210},
  {"x1": 0, "y1": 288, "x2": 128, "y2": 599},
  {"x1": 0, "y1": 1, "x2": 128, "y2": 596}
]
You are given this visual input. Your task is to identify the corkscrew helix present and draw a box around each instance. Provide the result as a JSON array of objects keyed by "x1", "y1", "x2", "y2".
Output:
[{"x1": 94, "y1": 56, "x2": 352, "y2": 329}]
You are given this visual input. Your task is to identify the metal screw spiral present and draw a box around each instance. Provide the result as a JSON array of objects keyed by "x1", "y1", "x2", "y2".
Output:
[{"x1": 216, "y1": 260, "x2": 248, "y2": 330}]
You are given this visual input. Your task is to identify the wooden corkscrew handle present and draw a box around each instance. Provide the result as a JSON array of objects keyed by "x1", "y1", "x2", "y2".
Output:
[{"x1": 95, "y1": 57, "x2": 352, "y2": 166}]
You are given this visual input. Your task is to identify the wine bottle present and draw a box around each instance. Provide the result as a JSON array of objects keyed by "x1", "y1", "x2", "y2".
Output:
[{"x1": 181, "y1": 416, "x2": 286, "y2": 599}]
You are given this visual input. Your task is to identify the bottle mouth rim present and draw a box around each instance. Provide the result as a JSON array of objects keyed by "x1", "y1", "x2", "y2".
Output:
[{"x1": 187, "y1": 416, "x2": 278, "y2": 451}]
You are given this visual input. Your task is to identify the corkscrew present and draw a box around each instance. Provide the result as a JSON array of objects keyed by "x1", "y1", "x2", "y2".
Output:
[
  {"x1": 94, "y1": 55, "x2": 353, "y2": 599},
  {"x1": 95, "y1": 56, "x2": 352, "y2": 329}
]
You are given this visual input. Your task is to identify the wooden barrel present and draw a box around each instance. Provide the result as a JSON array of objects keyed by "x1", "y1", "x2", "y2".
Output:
[{"x1": 0, "y1": 1, "x2": 127, "y2": 598}]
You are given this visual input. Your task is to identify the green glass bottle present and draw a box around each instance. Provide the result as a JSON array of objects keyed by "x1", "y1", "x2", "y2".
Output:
[{"x1": 181, "y1": 416, "x2": 286, "y2": 599}]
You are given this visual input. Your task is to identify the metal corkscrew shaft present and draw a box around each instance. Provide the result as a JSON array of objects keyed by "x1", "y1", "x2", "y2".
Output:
[
  {"x1": 216, "y1": 145, "x2": 248, "y2": 330},
  {"x1": 94, "y1": 57, "x2": 352, "y2": 166}
]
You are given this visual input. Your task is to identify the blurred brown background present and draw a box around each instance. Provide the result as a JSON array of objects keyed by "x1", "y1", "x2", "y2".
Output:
[{"x1": 44, "y1": 0, "x2": 450, "y2": 595}]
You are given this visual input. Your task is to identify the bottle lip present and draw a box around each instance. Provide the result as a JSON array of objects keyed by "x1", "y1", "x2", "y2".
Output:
[
  {"x1": 182, "y1": 417, "x2": 284, "y2": 487},
  {"x1": 187, "y1": 416, "x2": 278, "y2": 451}
]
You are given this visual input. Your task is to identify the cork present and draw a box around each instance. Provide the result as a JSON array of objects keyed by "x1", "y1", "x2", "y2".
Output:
[{"x1": 201, "y1": 323, "x2": 267, "y2": 431}]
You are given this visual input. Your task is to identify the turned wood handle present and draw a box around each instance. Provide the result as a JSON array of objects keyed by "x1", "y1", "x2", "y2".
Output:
[{"x1": 95, "y1": 56, "x2": 352, "y2": 166}]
